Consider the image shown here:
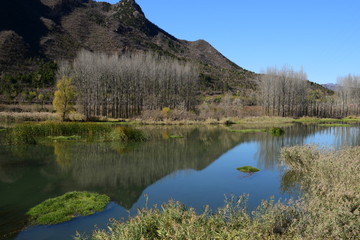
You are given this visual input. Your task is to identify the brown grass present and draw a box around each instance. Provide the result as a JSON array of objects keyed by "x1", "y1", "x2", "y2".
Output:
[
  {"x1": 0, "y1": 112, "x2": 56, "y2": 122},
  {"x1": 79, "y1": 145, "x2": 360, "y2": 240}
]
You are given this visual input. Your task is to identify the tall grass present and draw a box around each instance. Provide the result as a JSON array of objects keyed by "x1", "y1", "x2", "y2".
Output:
[
  {"x1": 280, "y1": 145, "x2": 360, "y2": 239},
  {"x1": 80, "y1": 145, "x2": 360, "y2": 240},
  {"x1": 1, "y1": 122, "x2": 146, "y2": 145},
  {"x1": 0, "y1": 112, "x2": 56, "y2": 122}
]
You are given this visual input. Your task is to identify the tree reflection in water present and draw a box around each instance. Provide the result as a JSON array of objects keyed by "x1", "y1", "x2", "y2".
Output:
[
  {"x1": 1, "y1": 124, "x2": 360, "y2": 239},
  {"x1": 51, "y1": 126, "x2": 247, "y2": 209}
]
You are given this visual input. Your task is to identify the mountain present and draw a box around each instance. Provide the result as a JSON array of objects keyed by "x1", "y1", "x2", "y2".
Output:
[
  {"x1": 321, "y1": 83, "x2": 338, "y2": 91},
  {"x1": 0, "y1": 0, "x2": 256, "y2": 93}
]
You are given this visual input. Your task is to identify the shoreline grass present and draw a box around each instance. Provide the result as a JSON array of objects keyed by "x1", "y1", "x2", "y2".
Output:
[
  {"x1": 2, "y1": 114, "x2": 359, "y2": 127},
  {"x1": 318, "y1": 123, "x2": 352, "y2": 127},
  {"x1": 294, "y1": 116, "x2": 360, "y2": 124},
  {"x1": 0, "y1": 122, "x2": 147, "y2": 145},
  {"x1": 0, "y1": 112, "x2": 56, "y2": 122},
  {"x1": 80, "y1": 145, "x2": 360, "y2": 240},
  {"x1": 27, "y1": 192, "x2": 110, "y2": 225},
  {"x1": 46, "y1": 135, "x2": 82, "y2": 141}
]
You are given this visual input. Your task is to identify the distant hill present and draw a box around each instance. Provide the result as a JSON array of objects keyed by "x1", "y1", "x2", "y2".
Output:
[
  {"x1": 0, "y1": 0, "x2": 256, "y2": 93},
  {"x1": 321, "y1": 83, "x2": 338, "y2": 91}
]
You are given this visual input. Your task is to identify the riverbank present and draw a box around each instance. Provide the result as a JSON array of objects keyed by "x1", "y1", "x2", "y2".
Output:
[
  {"x1": 79, "y1": 145, "x2": 360, "y2": 240},
  {"x1": 1, "y1": 107, "x2": 360, "y2": 126},
  {"x1": 0, "y1": 122, "x2": 146, "y2": 145}
]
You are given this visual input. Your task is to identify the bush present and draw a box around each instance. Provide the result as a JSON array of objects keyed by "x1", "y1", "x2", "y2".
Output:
[{"x1": 268, "y1": 127, "x2": 285, "y2": 136}]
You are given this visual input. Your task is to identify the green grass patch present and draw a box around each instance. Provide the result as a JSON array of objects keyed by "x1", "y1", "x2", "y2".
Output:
[
  {"x1": 229, "y1": 129, "x2": 267, "y2": 133},
  {"x1": 294, "y1": 117, "x2": 360, "y2": 124},
  {"x1": 236, "y1": 116, "x2": 294, "y2": 124},
  {"x1": 1, "y1": 122, "x2": 147, "y2": 145},
  {"x1": 294, "y1": 117, "x2": 343, "y2": 123},
  {"x1": 47, "y1": 135, "x2": 82, "y2": 141},
  {"x1": 170, "y1": 135, "x2": 184, "y2": 139},
  {"x1": 341, "y1": 117, "x2": 360, "y2": 122},
  {"x1": 26, "y1": 192, "x2": 110, "y2": 225},
  {"x1": 236, "y1": 166, "x2": 260, "y2": 173},
  {"x1": 318, "y1": 123, "x2": 352, "y2": 127},
  {"x1": 268, "y1": 127, "x2": 285, "y2": 136}
]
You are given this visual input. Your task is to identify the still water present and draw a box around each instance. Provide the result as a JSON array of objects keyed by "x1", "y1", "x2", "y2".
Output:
[{"x1": 1, "y1": 124, "x2": 359, "y2": 240}]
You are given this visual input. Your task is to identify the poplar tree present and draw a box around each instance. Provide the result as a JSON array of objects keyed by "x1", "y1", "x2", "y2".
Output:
[{"x1": 53, "y1": 77, "x2": 77, "y2": 121}]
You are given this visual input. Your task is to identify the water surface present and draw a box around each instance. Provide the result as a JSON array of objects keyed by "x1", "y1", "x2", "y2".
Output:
[{"x1": 1, "y1": 124, "x2": 359, "y2": 240}]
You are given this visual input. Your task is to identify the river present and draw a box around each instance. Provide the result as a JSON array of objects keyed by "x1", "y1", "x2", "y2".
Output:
[{"x1": 1, "y1": 124, "x2": 359, "y2": 240}]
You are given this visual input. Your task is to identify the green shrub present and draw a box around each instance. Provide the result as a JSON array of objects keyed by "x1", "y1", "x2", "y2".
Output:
[{"x1": 268, "y1": 127, "x2": 285, "y2": 136}]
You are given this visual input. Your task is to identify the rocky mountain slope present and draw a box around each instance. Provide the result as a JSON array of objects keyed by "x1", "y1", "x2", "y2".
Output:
[{"x1": 0, "y1": 0, "x2": 256, "y2": 93}]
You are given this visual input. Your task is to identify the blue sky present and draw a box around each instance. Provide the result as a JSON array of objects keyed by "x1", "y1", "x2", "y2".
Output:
[{"x1": 97, "y1": 0, "x2": 360, "y2": 84}]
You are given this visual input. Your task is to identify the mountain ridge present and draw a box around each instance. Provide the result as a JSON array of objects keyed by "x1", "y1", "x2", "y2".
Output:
[{"x1": 0, "y1": 0, "x2": 256, "y2": 93}]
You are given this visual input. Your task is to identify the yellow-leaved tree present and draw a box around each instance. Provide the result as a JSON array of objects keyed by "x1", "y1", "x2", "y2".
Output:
[{"x1": 53, "y1": 77, "x2": 76, "y2": 121}]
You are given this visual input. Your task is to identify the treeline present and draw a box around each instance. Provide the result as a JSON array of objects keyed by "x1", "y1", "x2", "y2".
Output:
[
  {"x1": 259, "y1": 66, "x2": 308, "y2": 117},
  {"x1": 336, "y1": 75, "x2": 360, "y2": 116},
  {"x1": 259, "y1": 66, "x2": 360, "y2": 117},
  {"x1": 58, "y1": 50, "x2": 198, "y2": 119}
]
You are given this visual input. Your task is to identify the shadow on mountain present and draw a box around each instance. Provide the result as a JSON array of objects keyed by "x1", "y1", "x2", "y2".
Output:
[{"x1": 0, "y1": 0, "x2": 50, "y2": 55}]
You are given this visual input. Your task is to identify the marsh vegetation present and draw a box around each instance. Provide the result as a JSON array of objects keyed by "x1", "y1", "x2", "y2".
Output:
[
  {"x1": 82, "y1": 145, "x2": 360, "y2": 240},
  {"x1": 27, "y1": 192, "x2": 110, "y2": 225},
  {"x1": 2, "y1": 124, "x2": 359, "y2": 239},
  {"x1": 0, "y1": 122, "x2": 146, "y2": 145}
]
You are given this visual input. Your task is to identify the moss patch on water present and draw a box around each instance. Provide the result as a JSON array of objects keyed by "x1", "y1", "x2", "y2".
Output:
[
  {"x1": 229, "y1": 129, "x2": 267, "y2": 133},
  {"x1": 237, "y1": 166, "x2": 260, "y2": 173},
  {"x1": 26, "y1": 192, "x2": 110, "y2": 225}
]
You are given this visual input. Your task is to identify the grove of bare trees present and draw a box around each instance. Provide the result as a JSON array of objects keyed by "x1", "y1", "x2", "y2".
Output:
[
  {"x1": 259, "y1": 66, "x2": 308, "y2": 117},
  {"x1": 259, "y1": 66, "x2": 360, "y2": 118},
  {"x1": 336, "y1": 74, "x2": 360, "y2": 116},
  {"x1": 57, "y1": 50, "x2": 199, "y2": 119}
]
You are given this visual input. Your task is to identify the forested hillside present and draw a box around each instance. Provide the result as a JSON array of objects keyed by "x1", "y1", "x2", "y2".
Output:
[
  {"x1": 0, "y1": 0, "x2": 339, "y2": 120},
  {"x1": 0, "y1": 0, "x2": 256, "y2": 102}
]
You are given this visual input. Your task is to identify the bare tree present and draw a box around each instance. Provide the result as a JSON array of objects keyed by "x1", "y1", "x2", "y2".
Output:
[
  {"x1": 336, "y1": 74, "x2": 360, "y2": 116},
  {"x1": 57, "y1": 50, "x2": 199, "y2": 119},
  {"x1": 259, "y1": 66, "x2": 307, "y2": 117}
]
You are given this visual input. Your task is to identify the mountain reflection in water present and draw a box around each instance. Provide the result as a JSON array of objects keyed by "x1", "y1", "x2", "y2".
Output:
[{"x1": 1, "y1": 124, "x2": 359, "y2": 240}]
